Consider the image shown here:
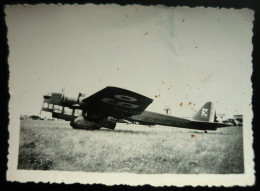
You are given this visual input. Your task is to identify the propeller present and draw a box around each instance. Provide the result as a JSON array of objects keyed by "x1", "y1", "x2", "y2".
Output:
[{"x1": 61, "y1": 87, "x2": 65, "y2": 103}]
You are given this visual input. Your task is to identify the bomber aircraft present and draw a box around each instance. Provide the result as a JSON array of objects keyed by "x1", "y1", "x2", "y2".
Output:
[{"x1": 41, "y1": 86, "x2": 230, "y2": 133}]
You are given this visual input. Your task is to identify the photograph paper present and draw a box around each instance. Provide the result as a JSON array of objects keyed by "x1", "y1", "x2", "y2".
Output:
[{"x1": 6, "y1": 4, "x2": 255, "y2": 186}]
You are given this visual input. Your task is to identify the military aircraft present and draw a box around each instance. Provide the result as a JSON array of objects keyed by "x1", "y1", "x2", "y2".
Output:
[{"x1": 41, "y1": 86, "x2": 230, "y2": 132}]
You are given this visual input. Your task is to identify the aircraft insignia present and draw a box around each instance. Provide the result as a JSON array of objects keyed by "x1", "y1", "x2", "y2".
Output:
[{"x1": 201, "y1": 108, "x2": 208, "y2": 118}]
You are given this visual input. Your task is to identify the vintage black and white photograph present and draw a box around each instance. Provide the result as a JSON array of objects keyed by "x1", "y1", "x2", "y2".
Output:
[{"x1": 6, "y1": 4, "x2": 254, "y2": 186}]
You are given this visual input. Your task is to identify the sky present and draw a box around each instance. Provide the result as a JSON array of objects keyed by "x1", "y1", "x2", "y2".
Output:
[{"x1": 6, "y1": 4, "x2": 254, "y2": 118}]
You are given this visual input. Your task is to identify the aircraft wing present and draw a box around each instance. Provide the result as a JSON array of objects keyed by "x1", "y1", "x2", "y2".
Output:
[{"x1": 81, "y1": 87, "x2": 153, "y2": 118}]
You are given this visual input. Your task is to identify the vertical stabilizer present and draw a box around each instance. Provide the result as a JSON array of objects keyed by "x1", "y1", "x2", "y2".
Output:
[{"x1": 192, "y1": 102, "x2": 215, "y2": 122}]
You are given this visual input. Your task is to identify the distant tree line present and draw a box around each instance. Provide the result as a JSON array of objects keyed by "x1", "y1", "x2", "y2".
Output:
[{"x1": 20, "y1": 115, "x2": 57, "y2": 121}]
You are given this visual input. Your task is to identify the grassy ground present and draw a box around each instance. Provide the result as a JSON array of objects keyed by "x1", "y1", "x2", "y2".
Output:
[{"x1": 18, "y1": 120, "x2": 244, "y2": 174}]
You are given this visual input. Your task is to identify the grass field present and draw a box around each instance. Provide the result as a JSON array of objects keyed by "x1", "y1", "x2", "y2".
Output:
[{"x1": 18, "y1": 120, "x2": 244, "y2": 174}]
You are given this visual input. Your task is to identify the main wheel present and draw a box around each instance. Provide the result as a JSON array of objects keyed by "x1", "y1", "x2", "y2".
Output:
[
  {"x1": 70, "y1": 121, "x2": 77, "y2": 129},
  {"x1": 108, "y1": 123, "x2": 116, "y2": 130}
]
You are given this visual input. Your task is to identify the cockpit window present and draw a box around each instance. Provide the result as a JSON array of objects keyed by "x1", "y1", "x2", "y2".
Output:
[
  {"x1": 74, "y1": 109, "x2": 82, "y2": 116},
  {"x1": 43, "y1": 103, "x2": 48, "y2": 108},
  {"x1": 64, "y1": 107, "x2": 72, "y2": 115},
  {"x1": 53, "y1": 105, "x2": 62, "y2": 113}
]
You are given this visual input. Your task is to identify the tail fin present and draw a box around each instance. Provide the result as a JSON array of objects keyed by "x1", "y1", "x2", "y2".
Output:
[{"x1": 192, "y1": 102, "x2": 215, "y2": 122}]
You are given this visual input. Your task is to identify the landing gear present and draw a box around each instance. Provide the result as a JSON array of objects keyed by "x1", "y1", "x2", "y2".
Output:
[
  {"x1": 204, "y1": 130, "x2": 208, "y2": 133},
  {"x1": 107, "y1": 122, "x2": 116, "y2": 130},
  {"x1": 70, "y1": 121, "x2": 77, "y2": 129}
]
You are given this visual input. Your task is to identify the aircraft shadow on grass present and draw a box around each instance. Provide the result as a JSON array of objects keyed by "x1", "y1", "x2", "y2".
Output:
[
  {"x1": 100, "y1": 128, "x2": 230, "y2": 135},
  {"x1": 99, "y1": 128, "x2": 155, "y2": 135},
  {"x1": 187, "y1": 128, "x2": 238, "y2": 135}
]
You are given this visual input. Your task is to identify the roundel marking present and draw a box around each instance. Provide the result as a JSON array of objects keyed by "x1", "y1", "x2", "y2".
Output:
[
  {"x1": 114, "y1": 95, "x2": 137, "y2": 102},
  {"x1": 102, "y1": 98, "x2": 117, "y2": 105},
  {"x1": 117, "y1": 102, "x2": 139, "y2": 109},
  {"x1": 101, "y1": 96, "x2": 139, "y2": 109}
]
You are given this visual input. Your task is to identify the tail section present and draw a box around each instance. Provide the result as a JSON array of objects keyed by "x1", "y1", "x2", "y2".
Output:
[{"x1": 192, "y1": 102, "x2": 215, "y2": 122}]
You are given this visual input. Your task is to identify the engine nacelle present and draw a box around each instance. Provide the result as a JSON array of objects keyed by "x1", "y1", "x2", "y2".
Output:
[
  {"x1": 61, "y1": 93, "x2": 88, "y2": 107},
  {"x1": 62, "y1": 96, "x2": 77, "y2": 106},
  {"x1": 70, "y1": 117, "x2": 102, "y2": 130}
]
